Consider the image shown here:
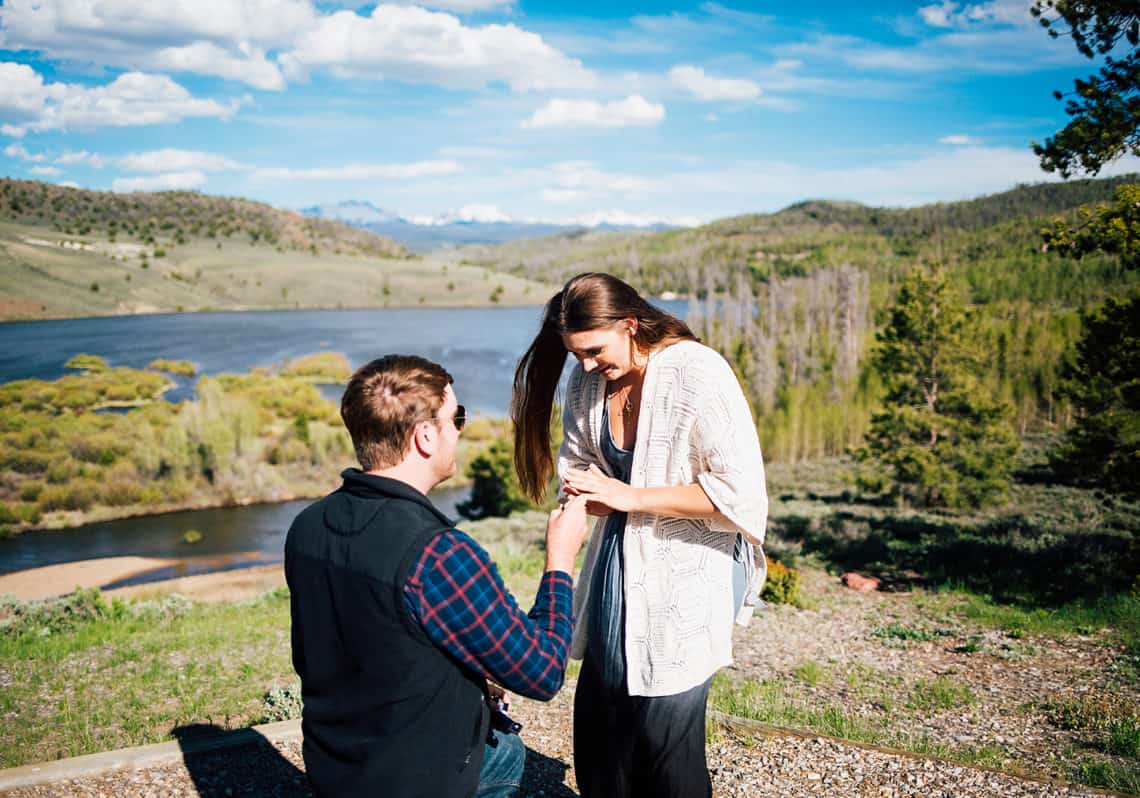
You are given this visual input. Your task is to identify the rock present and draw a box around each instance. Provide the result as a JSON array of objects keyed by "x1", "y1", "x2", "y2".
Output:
[{"x1": 841, "y1": 572, "x2": 881, "y2": 591}]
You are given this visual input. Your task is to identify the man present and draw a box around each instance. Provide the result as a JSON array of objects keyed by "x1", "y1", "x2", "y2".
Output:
[{"x1": 285, "y1": 354, "x2": 589, "y2": 798}]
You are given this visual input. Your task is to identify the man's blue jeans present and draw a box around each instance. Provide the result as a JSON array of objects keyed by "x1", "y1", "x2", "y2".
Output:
[{"x1": 475, "y1": 730, "x2": 525, "y2": 798}]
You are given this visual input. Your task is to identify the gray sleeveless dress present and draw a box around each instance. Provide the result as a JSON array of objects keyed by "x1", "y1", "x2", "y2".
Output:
[{"x1": 584, "y1": 400, "x2": 749, "y2": 693}]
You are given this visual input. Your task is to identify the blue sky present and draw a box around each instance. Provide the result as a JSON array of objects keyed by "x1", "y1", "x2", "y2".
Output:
[{"x1": 1, "y1": 0, "x2": 1137, "y2": 226}]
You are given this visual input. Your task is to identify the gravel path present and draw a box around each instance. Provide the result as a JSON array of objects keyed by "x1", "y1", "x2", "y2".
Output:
[{"x1": 0, "y1": 680, "x2": 1116, "y2": 798}]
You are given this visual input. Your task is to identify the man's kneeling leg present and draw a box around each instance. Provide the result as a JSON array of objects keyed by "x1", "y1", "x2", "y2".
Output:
[{"x1": 475, "y1": 730, "x2": 525, "y2": 798}]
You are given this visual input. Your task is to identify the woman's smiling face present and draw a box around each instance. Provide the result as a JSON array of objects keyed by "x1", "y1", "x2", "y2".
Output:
[{"x1": 562, "y1": 320, "x2": 637, "y2": 379}]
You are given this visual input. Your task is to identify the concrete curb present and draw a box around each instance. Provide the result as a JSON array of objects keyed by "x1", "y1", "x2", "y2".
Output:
[{"x1": 0, "y1": 720, "x2": 301, "y2": 790}]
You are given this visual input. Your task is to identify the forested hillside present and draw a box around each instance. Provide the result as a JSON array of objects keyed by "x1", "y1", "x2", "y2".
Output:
[
  {"x1": 0, "y1": 179, "x2": 407, "y2": 258},
  {"x1": 462, "y1": 175, "x2": 1140, "y2": 463},
  {"x1": 0, "y1": 180, "x2": 551, "y2": 319}
]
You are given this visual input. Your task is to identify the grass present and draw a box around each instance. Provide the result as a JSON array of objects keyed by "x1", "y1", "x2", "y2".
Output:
[
  {"x1": 0, "y1": 219, "x2": 553, "y2": 321},
  {"x1": 909, "y1": 678, "x2": 976, "y2": 712},
  {"x1": 0, "y1": 590, "x2": 294, "y2": 768},
  {"x1": 0, "y1": 509, "x2": 557, "y2": 769},
  {"x1": 709, "y1": 671, "x2": 976, "y2": 754}
]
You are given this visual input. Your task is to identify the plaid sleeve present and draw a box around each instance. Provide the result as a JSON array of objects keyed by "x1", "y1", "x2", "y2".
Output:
[{"x1": 403, "y1": 529, "x2": 575, "y2": 701}]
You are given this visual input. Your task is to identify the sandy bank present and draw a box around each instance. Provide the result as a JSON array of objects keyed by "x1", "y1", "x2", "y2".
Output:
[
  {"x1": 0, "y1": 557, "x2": 181, "y2": 602},
  {"x1": 0, "y1": 556, "x2": 285, "y2": 603}
]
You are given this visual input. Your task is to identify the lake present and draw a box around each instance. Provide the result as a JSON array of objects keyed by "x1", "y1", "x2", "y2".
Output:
[
  {"x1": 0, "y1": 306, "x2": 553, "y2": 412},
  {"x1": 0, "y1": 302, "x2": 687, "y2": 583},
  {"x1": 0, "y1": 483, "x2": 470, "y2": 585}
]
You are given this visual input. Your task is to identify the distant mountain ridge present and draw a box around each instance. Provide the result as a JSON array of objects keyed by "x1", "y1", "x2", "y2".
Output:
[
  {"x1": 451, "y1": 173, "x2": 1140, "y2": 300},
  {"x1": 0, "y1": 179, "x2": 408, "y2": 259},
  {"x1": 300, "y1": 200, "x2": 679, "y2": 253}
]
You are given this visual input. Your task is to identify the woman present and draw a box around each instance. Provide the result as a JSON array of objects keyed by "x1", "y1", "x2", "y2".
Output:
[{"x1": 511, "y1": 272, "x2": 768, "y2": 797}]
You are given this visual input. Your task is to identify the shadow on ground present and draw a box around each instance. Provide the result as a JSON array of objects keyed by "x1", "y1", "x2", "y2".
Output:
[
  {"x1": 171, "y1": 725, "x2": 577, "y2": 797},
  {"x1": 522, "y1": 745, "x2": 577, "y2": 797},
  {"x1": 172, "y1": 723, "x2": 310, "y2": 798},
  {"x1": 771, "y1": 501, "x2": 1138, "y2": 605}
]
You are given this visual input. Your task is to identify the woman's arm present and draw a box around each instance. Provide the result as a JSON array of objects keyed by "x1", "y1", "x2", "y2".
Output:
[{"x1": 562, "y1": 464, "x2": 719, "y2": 518}]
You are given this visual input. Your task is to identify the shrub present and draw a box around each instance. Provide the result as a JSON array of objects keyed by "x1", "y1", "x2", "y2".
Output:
[
  {"x1": 260, "y1": 682, "x2": 304, "y2": 723},
  {"x1": 278, "y1": 352, "x2": 351, "y2": 382},
  {"x1": 0, "y1": 588, "x2": 110, "y2": 636},
  {"x1": 38, "y1": 479, "x2": 99, "y2": 512},
  {"x1": 69, "y1": 431, "x2": 125, "y2": 464},
  {"x1": 147, "y1": 359, "x2": 197, "y2": 377},
  {"x1": 64, "y1": 354, "x2": 108, "y2": 372},
  {"x1": 46, "y1": 457, "x2": 80, "y2": 484},
  {"x1": 102, "y1": 478, "x2": 143, "y2": 506},
  {"x1": 458, "y1": 438, "x2": 533, "y2": 520},
  {"x1": 1107, "y1": 716, "x2": 1140, "y2": 758},
  {"x1": 761, "y1": 556, "x2": 802, "y2": 605}
]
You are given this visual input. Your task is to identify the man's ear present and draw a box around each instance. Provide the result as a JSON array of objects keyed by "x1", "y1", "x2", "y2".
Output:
[{"x1": 410, "y1": 420, "x2": 436, "y2": 459}]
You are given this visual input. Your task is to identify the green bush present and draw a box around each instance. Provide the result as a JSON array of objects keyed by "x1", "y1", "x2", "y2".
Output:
[
  {"x1": 458, "y1": 438, "x2": 533, "y2": 520},
  {"x1": 0, "y1": 588, "x2": 110, "y2": 636},
  {"x1": 260, "y1": 682, "x2": 303, "y2": 723},
  {"x1": 64, "y1": 354, "x2": 108, "y2": 372},
  {"x1": 147, "y1": 359, "x2": 197, "y2": 376},
  {"x1": 278, "y1": 352, "x2": 351, "y2": 382},
  {"x1": 761, "y1": 556, "x2": 802, "y2": 605},
  {"x1": 38, "y1": 480, "x2": 99, "y2": 512}
]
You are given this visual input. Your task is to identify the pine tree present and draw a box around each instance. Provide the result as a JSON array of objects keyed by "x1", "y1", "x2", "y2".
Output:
[
  {"x1": 858, "y1": 266, "x2": 1020, "y2": 508},
  {"x1": 1050, "y1": 294, "x2": 1140, "y2": 496}
]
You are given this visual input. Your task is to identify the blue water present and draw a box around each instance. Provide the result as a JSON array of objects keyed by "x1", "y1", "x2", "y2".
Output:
[
  {"x1": 0, "y1": 306, "x2": 561, "y2": 413},
  {"x1": 0, "y1": 303, "x2": 687, "y2": 583}
]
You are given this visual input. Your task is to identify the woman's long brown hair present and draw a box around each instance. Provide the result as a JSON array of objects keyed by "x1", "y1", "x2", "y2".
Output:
[{"x1": 511, "y1": 272, "x2": 697, "y2": 502}]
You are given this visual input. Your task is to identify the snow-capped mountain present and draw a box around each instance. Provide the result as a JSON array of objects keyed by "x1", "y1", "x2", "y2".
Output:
[{"x1": 299, "y1": 201, "x2": 683, "y2": 253}]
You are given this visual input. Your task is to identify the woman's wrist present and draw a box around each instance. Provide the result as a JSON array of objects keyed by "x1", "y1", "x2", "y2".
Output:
[{"x1": 627, "y1": 486, "x2": 645, "y2": 513}]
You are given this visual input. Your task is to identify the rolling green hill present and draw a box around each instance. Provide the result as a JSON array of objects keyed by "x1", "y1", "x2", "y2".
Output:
[
  {"x1": 451, "y1": 174, "x2": 1139, "y2": 463},
  {"x1": 0, "y1": 180, "x2": 553, "y2": 320},
  {"x1": 455, "y1": 174, "x2": 1140, "y2": 309}
]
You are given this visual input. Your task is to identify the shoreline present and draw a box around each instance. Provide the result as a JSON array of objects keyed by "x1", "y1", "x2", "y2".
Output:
[
  {"x1": 0, "y1": 298, "x2": 552, "y2": 326},
  {"x1": 2, "y1": 477, "x2": 473, "y2": 538},
  {"x1": 0, "y1": 555, "x2": 286, "y2": 603}
]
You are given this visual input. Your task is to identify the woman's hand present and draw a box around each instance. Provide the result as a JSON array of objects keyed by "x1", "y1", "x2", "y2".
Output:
[{"x1": 563, "y1": 464, "x2": 639, "y2": 513}]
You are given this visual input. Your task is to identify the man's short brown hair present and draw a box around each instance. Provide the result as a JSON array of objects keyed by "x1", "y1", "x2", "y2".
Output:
[{"x1": 340, "y1": 355, "x2": 453, "y2": 470}]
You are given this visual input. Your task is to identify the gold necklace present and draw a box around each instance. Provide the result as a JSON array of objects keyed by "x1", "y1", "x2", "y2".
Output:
[{"x1": 610, "y1": 383, "x2": 636, "y2": 415}]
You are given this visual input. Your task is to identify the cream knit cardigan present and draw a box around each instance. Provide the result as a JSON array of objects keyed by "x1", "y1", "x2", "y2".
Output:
[{"x1": 558, "y1": 340, "x2": 768, "y2": 697}]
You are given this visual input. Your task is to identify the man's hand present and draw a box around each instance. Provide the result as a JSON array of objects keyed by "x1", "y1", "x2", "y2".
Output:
[{"x1": 545, "y1": 494, "x2": 589, "y2": 574}]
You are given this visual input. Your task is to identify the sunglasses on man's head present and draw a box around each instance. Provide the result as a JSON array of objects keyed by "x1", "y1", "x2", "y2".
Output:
[{"x1": 452, "y1": 405, "x2": 466, "y2": 432}]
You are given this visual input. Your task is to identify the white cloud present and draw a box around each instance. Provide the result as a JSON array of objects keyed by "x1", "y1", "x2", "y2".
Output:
[
  {"x1": 4, "y1": 143, "x2": 44, "y2": 161},
  {"x1": 522, "y1": 95, "x2": 665, "y2": 130},
  {"x1": 112, "y1": 171, "x2": 208, "y2": 192},
  {"x1": 940, "y1": 134, "x2": 975, "y2": 144},
  {"x1": 919, "y1": 1, "x2": 959, "y2": 28},
  {"x1": 668, "y1": 65, "x2": 761, "y2": 101},
  {"x1": 561, "y1": 209, "x2": 701, "y2": 228},
  {"x1": 118, "y1": 149, "x2": 246, "y2": 173},
  {"x1": 55, "y1": 151, "x2": 106, "y2": 168},
  {"x1": 435, "y1": 204, "x2": 514, "y2": 223},
  {"x1": 387, "y1": 0, "x2": 515, "y2": 11},
  {"x1": 146, "y1": 42, "x2": 286, "y2": 91},
  {"x1": 918, "y1": 0, "x2": 1031, "y2": 30},
  {"x1": 541, "y1": 161, "x2": 651, "y2": 200},
  {"x1": 251, "y1": 159, "x2": 461, "y2": 181},
  {"x1": 29, "y1": 165, "x2": 61, "y2": 176},
  {"x1": 1, "y1": 125, "x2": 24, "y2": 137},
  {"x1": 280, "y1": 5, "x2": 595, "y2": 92},
  {"x1": 0, "y1": 64, "x2": 240, "y2": 135},
  {"x1": 0, "y1": 0, "x2": 314, "y2": 90},
  {"x1": 58, "y1": 180, "x2": 80, "y2": 188},
  {"x1": 437, "y1": 145, "x2": 513, "y2": 159}
]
